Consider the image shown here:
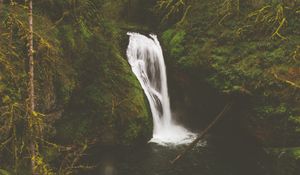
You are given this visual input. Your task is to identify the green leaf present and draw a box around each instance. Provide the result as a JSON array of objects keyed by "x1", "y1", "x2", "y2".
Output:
[
  {"x1": 32, "y1": 111, "x2": 38, "y2": 117},
  {"x1": 0, "y1": 169, "x2": 11, "y2": 175},
  {"x1": 2, "y1": 96, "x2": 10, "y2": 103}
]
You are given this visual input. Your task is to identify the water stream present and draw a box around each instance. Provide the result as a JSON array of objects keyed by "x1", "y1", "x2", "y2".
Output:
[{"x1": 126, "y1": 32, "x2": 196, "y2": 145}]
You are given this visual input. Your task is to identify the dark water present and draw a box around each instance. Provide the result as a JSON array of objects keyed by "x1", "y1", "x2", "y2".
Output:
[{"x1": 81, "y1": 139, "x2": 270, "y2": 175}]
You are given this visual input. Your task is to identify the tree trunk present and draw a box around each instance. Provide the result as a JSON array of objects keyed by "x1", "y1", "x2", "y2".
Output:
[
  {"x1": 28, "y1": 0, "x2": 38, "y2": 174},
  {"x1": 0, "y1": 0, "x2": 2, "y2": 34}
]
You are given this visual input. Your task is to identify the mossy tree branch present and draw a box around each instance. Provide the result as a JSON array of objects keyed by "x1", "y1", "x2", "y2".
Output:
[{"x1": 273, "y1": 71, "x2": 300, "y2": 89}]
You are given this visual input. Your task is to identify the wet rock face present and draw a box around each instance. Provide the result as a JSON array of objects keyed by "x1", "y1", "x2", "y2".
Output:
[{"x1": 55, "y1": 53, "x2": 152, "y2": 145}]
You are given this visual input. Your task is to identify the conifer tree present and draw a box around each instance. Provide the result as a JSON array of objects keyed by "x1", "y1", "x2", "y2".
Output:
[{"x1": 27, "y1": 0, "x2": 38, "y2": 174}]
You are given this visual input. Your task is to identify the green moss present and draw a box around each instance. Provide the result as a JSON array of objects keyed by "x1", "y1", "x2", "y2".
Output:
[
  {"x1": 160, "y1": 0, "x2": 300, "y2": 147},
  {"x1": 266, "y1": 147, "x2": 300, "y2": 175},
  {"x1": 255, "y1": 104, "x2": 288, "y2": 118},
  {"x1": 162, "y1": 29, "x2": 186, "y2": 58},
  {"x1": 0, "y1": 169, "x2": 11, "y2": 175},
  {"x1": 54, "y1": 21, "x2": 151, "y2": 145}
]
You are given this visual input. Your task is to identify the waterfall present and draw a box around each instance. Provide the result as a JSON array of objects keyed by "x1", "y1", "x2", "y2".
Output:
[{"x1": 126, "y1": 32, "x2": 196, "y2": 145}]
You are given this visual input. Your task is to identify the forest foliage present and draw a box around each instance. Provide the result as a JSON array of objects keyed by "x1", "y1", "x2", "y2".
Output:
[
  {"x1": 0, "y1": 0, "x2": 299, "y2": 174},
  {"x1": 160, "y1": 0, "x2": 300, "y2": 145},
  {"x1": 0, "y1": 0, "x2": 151, "y2": 174}
]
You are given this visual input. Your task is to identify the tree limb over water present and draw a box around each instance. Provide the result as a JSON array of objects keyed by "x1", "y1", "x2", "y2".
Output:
[{"x1": 171, "y1": 102, "x2": 234, "y2": 164}]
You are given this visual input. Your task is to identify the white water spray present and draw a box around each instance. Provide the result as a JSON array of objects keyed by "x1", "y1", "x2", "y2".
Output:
[{"x1": 126, "y1": 32, "x2": 196, "y2": 145}]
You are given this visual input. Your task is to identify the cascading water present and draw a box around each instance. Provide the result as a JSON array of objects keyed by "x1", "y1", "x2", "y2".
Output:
[{"x1": 126, "y1": 32, "x2": 196, "y2": 145}]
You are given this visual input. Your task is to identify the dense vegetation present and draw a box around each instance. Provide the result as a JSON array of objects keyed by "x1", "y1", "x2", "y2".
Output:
[
  {"x1": 160, "y1": 0, "x2": 300, "y2": 174},
  {"x1": 161, "y1": 0, "x2": 300, "y2": 146},
  {"x1": 0, "y1": 0, "x2": 299, "y2": 174},
  {"x1": 0, "y1": 1, "x2": 153, "y2": 174}
]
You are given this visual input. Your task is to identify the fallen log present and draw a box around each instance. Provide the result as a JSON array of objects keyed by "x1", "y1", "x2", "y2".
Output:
[{"x1": 170, "y1": 102, "x2": 234, "y2": 164}]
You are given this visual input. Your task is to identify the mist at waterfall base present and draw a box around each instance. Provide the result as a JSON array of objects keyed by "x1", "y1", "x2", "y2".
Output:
[{"x1": 126, "y1": 32, "x2": 196, "y2": 145}]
